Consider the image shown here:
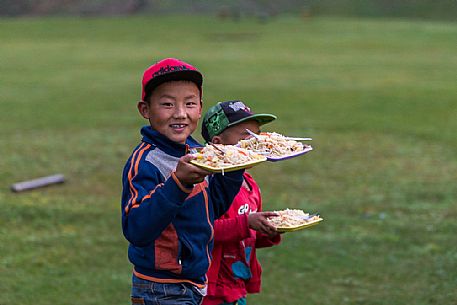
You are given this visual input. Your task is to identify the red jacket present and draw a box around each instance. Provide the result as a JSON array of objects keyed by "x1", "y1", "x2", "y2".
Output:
[{"x1": 203, "y1": 172, "x2": 281, "y2": 305}]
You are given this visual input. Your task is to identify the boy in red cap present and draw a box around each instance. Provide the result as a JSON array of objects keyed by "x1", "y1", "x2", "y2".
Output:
[
  {"x1": 121, "y1": 59, "x2": 245, "y2": 305},
  {"x1": 201, "y1": 100, "x2": 282, "y2": 305}
]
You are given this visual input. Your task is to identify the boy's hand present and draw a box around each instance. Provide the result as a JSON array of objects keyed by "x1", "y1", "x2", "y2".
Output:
[
  {"x1": 175, "y1": 154, "x2": 212, "y2": 185},
  {"x1": 248, "y1": 212, "x2": 279, "y2": 237}
]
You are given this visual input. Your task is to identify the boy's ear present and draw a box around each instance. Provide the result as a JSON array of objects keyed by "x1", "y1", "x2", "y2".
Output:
[
  {"x1": 212, "y1": 136, "x2": 222, "y2": 144},
  {"x1": 137, "y1": 100, "x2": 150, "y2": 119}
]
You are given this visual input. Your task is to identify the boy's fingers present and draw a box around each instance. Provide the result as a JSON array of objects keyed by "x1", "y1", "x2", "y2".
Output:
[
  {"x1": 263, "y1": 221, "x2": 276, "y2": 230},
  {"x1": 263, "y1": 219, "x2": 278, "y2": 231},
  {"x1": 265, "y1": 223, "x2": 278, "y2": 234},
  {"x1": 260, "y1": 211, "x2": 279, "y2": 217},
  {"x1": 181, "y1": 155, "x2": 211, "y2": 173},
  {"x1": 181, "y1": 154, "x2": 196, "y2": 162},
  {"x1": 262, "y1": 225, "x2": 276, "y2": 236},
  {"x1": 193, "y1": 167, "x2": 212, "y2": 176}
]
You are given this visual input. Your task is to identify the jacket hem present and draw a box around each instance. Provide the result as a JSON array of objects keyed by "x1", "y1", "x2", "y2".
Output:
[{"x1": 133, "y1": 269, "x2": 206, "y2": 289}]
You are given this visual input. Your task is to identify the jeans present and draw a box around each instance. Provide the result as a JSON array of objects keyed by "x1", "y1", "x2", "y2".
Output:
[{"x1": 131, "y1": 274, "x2": 204, "y2": 305}]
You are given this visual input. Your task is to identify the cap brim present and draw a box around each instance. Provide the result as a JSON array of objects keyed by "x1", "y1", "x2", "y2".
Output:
[
  {"x1": 144, "y1": 70, "x2": 203, "y2": 97},
  {"x1": 227, "y1": 113, "x2": 277, "y2": 127}
]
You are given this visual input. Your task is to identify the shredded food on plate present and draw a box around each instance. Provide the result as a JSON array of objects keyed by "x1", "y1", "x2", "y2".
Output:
[
  {"x1": 267, "y1": 209, "x2": 322, "y2": 228},
  {"x1": 238, "y1": 132, "x2": 310, "y2": 158},
  {"x1": 192, "y1": 144, "x2": 265, "y2": 168}
]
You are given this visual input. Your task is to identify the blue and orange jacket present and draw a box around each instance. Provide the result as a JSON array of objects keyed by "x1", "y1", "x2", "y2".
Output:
[{"x1": 121, "y1": 126, "x2": 244, "y2": 288}]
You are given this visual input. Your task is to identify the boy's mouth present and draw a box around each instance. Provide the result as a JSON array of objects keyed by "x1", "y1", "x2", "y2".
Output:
[{"x1": 170, "y1": 124, "x2": 187, "y2": 130}]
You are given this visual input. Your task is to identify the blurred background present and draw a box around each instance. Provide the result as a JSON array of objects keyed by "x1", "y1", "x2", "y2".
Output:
[
  {"x1": 1, "y1": 0, "x2": 457, "y2": 20},
  {"x1": 0, "y1": 1, "x2": 456, "y2": 304}
]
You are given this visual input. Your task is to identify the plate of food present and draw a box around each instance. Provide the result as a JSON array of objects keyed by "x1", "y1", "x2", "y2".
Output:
[
  {"x1": 190, "y1": 144, "x2": 267, "y2": 173},
  {"x1": 267, "y1": 209, "x2": 323, "y2": 232},
  {"x1": 237, "y1": 131, "x2": 313, "y2": 161}
]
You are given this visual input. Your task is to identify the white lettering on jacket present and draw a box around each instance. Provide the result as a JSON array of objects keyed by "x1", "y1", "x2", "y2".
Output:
[{"x1": 238, "y1": 203, "x2": 257, "y2": 215}]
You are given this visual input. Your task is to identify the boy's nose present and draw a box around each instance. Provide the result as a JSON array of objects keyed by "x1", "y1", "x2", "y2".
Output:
[{"x1": 173, "y1": 105, "x2": 187, "y2": 118}]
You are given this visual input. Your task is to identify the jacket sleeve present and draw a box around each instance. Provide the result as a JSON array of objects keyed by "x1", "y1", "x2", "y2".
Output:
[
  {"x1": 213, "y1": 214, "x2": 251, "y2": 243},
  {"x1": 255, "y1": 232, "x2": 281, "y2": 248},
  {"x1": 121, "y1": 149, "x2": 192, "y2": 247},
  {"x1": 207, "y1": 170, "x2": 244, "y2": 219}
]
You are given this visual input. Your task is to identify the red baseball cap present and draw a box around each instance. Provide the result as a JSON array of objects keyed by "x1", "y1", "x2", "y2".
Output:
[{"x1": 141, "y1": 58, "x2": 203, "y2": 101}]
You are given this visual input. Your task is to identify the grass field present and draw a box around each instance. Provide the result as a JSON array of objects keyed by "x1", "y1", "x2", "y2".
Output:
[{"x1": 1, "y1": 15, "x2": 456, "y2": 305}]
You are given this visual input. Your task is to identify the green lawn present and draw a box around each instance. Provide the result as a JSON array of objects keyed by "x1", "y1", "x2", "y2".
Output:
[{"x1": 0, "y1": 15, "x2": 456, "y2": 305}]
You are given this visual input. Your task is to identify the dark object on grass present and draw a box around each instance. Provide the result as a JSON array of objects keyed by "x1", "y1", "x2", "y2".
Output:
[{"x1": 11, "y1": 174, "x2": 65, "y2": 192}]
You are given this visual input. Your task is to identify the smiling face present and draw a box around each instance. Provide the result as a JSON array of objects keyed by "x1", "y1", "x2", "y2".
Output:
[
  {"x1": 138, "y1": 81, "x2": 202, "y2": 144},
  {"x1": 212, "y1": 120, "x2": 261, "y2": 145}
]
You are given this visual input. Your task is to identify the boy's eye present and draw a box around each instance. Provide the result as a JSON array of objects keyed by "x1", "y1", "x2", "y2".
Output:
[
  {"x1": 161, "y1": 102, "x2": 173, "y2": 107},
  {"x1": 186, "y1": 101, "x2": 198, "y2": 107}
]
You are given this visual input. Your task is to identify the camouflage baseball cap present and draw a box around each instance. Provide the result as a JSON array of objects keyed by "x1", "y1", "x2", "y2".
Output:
[{"x1": 201, "y1": 100, "x2": 276, "y2": 142}]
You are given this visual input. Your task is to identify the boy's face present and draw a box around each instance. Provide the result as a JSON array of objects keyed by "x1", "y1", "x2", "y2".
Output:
[
  {"x1": 138, "y1": 81, "x2": 202, "y2": 144},
  {"x1": 212, "y1": 120, "x2": 261, "y2": 145}
]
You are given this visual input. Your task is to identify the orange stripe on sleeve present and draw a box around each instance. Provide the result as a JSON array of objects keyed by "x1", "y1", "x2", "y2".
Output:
[
  {"x1": 171, "y1": 171, "x2": 193, "y2": 194},
  {"x1": 130, "y1": 183, "x2": 164, "y2": 210},
  {"x1": 125, "y1": 143, "x2": 151, "y2": 214},
  {"x1": 129, "y1": 144, "x2": 151, "y2": 204},
  {"x1": 200, "y1": 183, "x2": 214, "y2": 270},
  {"x1": 126, "y1": 143, "x2": 145, "y2": 206}
]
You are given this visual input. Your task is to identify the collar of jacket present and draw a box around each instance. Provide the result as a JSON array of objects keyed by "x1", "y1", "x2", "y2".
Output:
[{"x1": 140, "y1": 125, "x2": 202, "y2": 158}]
